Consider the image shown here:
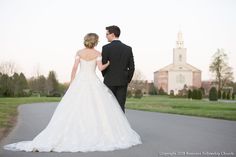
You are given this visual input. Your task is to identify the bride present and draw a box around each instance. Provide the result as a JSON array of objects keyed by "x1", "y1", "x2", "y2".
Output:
[{"x1": 4, "y1": 33, "x2": 142, "y2": 152}]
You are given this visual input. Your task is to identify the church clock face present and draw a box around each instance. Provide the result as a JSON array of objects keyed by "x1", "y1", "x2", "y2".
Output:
[{"x1": 176, "y1": 74, "x2": 185, "y2": 84}]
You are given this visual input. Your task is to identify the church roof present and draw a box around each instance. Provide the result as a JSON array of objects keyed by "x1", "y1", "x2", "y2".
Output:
[
  {"x1": 154, "y1": 64, "x2": 173, "y2": 73},
  {"x1": 185, "y1": 63, "x2": 201, "y2": 72},
  {"x1": 154, "y1": 63, "x2": 201, "y2": 73}
]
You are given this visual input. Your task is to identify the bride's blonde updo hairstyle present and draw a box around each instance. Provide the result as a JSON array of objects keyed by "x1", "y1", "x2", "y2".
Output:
[{"x1": 84, "y1": 33, "x2": 99, "y2": 48}]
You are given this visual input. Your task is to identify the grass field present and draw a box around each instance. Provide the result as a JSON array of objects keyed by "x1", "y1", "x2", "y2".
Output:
[
  {"x1": 0, "y1": 97, "x2": 61, "y2": 140},
  {"x1": 126, "y1": 96, "x2": 236, "y2": 121},
  {"x1": 0, "y1": 96, "x2": 236, "y2": 140}
]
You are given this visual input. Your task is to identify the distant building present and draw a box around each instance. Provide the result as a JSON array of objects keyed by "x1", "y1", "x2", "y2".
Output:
[
  {"x1": 201, "y1": 80, "x2": 212, "y2": 95},
  {"x1": 201, "y1": 80, "x2": 234, "y2": 96},
  {"x1": 154, "y1": 31, "x2": 201, "y2": 94},
  {"x1": 128, "y1": 80, "x2": 155, "y2": 95}
]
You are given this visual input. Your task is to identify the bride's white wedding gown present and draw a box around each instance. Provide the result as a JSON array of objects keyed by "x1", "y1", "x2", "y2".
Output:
[{"x1": 4, "y1": 56, "x2": 141, "y2": 152}]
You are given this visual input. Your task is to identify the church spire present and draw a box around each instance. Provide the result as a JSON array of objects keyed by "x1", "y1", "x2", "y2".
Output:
[
  {"x1": 176, "y1": 30, "x2": 184, "y2": 48},
  {"x1": 173, "y1": 30, "x2": 187, "y2": 65}
]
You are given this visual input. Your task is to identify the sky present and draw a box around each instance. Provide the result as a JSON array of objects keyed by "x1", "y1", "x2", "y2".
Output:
[{"x1": 0, "y1": 0, "x2": 236, "y2": 83}]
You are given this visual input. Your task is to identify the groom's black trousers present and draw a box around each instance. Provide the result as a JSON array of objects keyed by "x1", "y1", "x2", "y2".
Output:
[{"x1": 107, "y1": 85, "x2": 128, "y2": 113}]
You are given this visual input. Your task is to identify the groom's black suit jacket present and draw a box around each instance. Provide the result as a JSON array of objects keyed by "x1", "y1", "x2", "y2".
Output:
[{"x1": 101, "y1": 40, "x2": 135, "y2": 86}]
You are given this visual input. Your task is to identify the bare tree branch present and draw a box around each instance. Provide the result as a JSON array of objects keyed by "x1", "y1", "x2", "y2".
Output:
[
  {"x1": 0, "y1": 61, "x2": 17, "y2": 76},
  {"x1": 209, "y1": 49, "x2": 234, "y2": 90}
]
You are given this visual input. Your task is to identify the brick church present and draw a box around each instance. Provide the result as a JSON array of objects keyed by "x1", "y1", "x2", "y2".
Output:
[{"x1": 154, "y1": 31, "x2": 201, "y2": 94}]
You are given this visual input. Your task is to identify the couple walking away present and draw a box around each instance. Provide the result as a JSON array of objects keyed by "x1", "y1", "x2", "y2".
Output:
[{"x1": 4, "y1": 25, "x2": 142, "y2": 152}]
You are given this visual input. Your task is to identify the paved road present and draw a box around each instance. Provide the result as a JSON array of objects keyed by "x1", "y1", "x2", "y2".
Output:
[{"x1": 0, "y1": 102, "x2": 236, "y2": 157}]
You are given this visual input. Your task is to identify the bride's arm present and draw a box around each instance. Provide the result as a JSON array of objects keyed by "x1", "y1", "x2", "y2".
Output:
[
  {"x1": 70, "y1": 56, "x2": 80, "y2": 84},
  {"x1": 97, "y1": 56, "x2": 110, "y2": 71}
]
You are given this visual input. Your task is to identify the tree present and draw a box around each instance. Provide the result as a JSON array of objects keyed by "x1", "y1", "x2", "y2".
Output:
[
  {"x1": 197, "y1": 89, "x2": 202, "y2": 100},
  {"x1": 18, "y1": 73, "x2": 29, "y2": 96},
  {"x1": 12, "y1": 73, "x2": 20, "y2": 96},
  {"x1": 46, "y1": 71, "x2": 59, "y2": 96},
  {"x1": 0, "y1": 74, "x2": 14, "y2": 97},
  {"x1": 58, "y1": 82, "x2": 69, "y2": 96},
  {"x1": 209, "y1": 87, "x2": 218, "y2": 101},
  {"x1": 228, "y1": 81, "x2": 236, "y2": 96},
  {"x1": 218, "y1": 89, "x2": 222, "y2": 99},
  {"x1": 0, "y1": 61, "x2": 17, "y2": 76},
  {"x1": 232, "y1": 93, "x2": 235, "y2": 100},
  {"x1": 187, "y1": 89, "x2": 192, "y2": 99},
  {"x1": 192, "y1": 89, "x2": 198, "y2": 99},
  {"x1": 28, "y1": 75, "x2": 48, "y2": 96},
  {"x1": 127, "y1": 90, "x2": 132, "y2": 98},
  {"x1": 226, "y1": 91, "x2": 230, "y2": 100},
  {"x1": 178, "y1": 84, "x2": 188, "y2": 96},
  {"x1": 0, "y1": 73, "x2": 3, "y2": 97},
  {"x1": 158, "y1": 87, "x2": 166, "y2": 95},
  {"x1": 209, "y1": 49, "x2": 234, "y2": 91},
  {"x1": 38, "y1": 75, "x2": 47, "y2": 96},
  {"x1": 222, "y1": 91, "x2": 226, "y2": 99},
  {"x1": 134, "y1": 89, "x2": 143, "y2": 98},
  {"x1": 128, "y1": 70, "x2": 147, "y2": 93},
  {"x1": 199, "y1": 87, "x2": 205, "y2": 97},
  {"x1": 192, "y1": 89, "x2": 202, "y2": 100},
  {"x1": 0, "y1": 73, "x2": 2, "y2": 96},
  {"x1": 232, "y1": 82, "x2": 236, "y2": 94},
  {"x1": 148, "y1": 83, "x2": 157, "y2": 95},
  {"x1": 132, "y1": 69, "x2": 145, "y2": 81}
]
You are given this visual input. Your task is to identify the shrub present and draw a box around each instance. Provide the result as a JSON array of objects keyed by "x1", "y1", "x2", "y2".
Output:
[
  {"x1": 169, "y1": 90, "x2": 174, "y2": 96},
  {"x1": 134, "y1": 89, "x2": 143, "y2": 98},
  {"x1": 218, "y1": 90, "x2": 221, "y2": 99},
  {"x1": 192, "y1": 89, "x2": 198, "y2": 99},
  {"x1": 232, "y1": 93, "x2": 235, "y2": 100},
  {"x1": 226, "y1": 91, "x2": 230, "y2": 100},
  {"x1": 148, "y1": 84, "x2": 157, "y2": 95},
  {"x1": 192, "y1": 89, "x2": 202, "y2": 100},
  {"x1": 196, "y1": 89, "x2": 202, "y2": 100},
  {"x1": 46, "y1": 91, "x2": 61, "y2": 97},
  {"x1": 209, "y1": 87, "x2": 218, "y2": 101},
  {"x1": 127, "y1": 90, "x2": 132, "y2": 98},
  {"x1": 199, "y1": 87, "x2": 205, "y2": 97},
  {"x1": 158, "y1": 87, "x2": 166, "y2": 95},
  {"x1": 222, "y1": 91, "x2": 226, "y2": 99},
  {"x1": 187, "y1": 89, "x2": 192, "y2": 99}
]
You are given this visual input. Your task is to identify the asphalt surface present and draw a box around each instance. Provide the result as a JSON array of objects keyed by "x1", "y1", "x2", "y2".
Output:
[{"x1": 0, "y1": 102, "x2": 236, "y2": 157}]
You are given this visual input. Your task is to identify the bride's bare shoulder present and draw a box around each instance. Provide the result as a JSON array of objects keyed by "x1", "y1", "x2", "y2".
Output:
[
  {"x1": 94, "y1": 49, "x2": 101, "y2": 57},
  {"x1": 76, "y1": 49, "x2": 86, "y2": 55}
]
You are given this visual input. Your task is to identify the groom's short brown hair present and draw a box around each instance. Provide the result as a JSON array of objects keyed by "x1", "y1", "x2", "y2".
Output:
[{"x1": 106, "y1": 25, "x2": 120, "y2": 37}]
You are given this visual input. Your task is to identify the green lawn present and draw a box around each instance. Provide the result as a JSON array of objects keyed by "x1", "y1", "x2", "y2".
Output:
[
  {"x1": 0, "y1": 96, "x2": 236, "y2": 140},
  {"x1": 0, "y1": 97, "x2": 61, "y2": 140},
  {"x1": 126, "y1": 96, "x2": 236, "y2": 121}
]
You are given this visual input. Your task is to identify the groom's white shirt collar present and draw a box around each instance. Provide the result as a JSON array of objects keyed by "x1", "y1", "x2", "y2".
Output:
[{"x1": 112, "y1": 38, "x2": 120, "y2": 41}]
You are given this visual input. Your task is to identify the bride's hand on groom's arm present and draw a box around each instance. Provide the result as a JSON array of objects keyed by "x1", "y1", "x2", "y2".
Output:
[{"x1": 97, "y1": 60, "x2": 110, "y2": 71}]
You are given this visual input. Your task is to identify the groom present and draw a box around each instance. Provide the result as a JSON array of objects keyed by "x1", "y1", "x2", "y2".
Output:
[{"x1": 102, "y1": 25, "x2": 135, "y2": 113}]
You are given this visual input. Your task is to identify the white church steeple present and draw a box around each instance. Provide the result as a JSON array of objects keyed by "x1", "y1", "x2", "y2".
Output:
[
  {"x1": 176, "y1": 30, "x2": 184, "y2": 48},
  {"x1": 173, "y1": 30, "x2": 187, "y2": 64}
]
